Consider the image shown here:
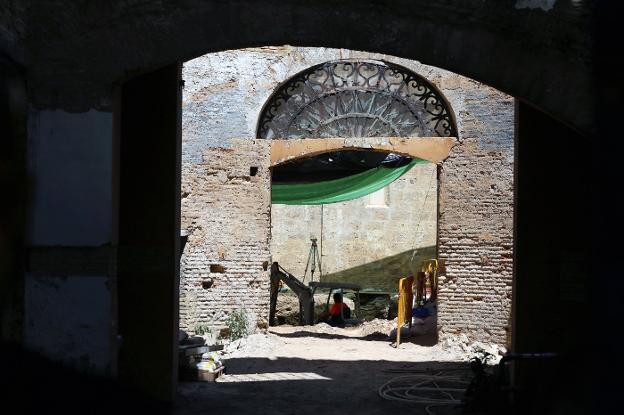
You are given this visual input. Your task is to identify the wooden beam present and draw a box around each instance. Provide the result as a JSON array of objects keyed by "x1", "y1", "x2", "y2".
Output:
[{"x1": 270, "y1": 137, "x2": 456, "y2": 166}]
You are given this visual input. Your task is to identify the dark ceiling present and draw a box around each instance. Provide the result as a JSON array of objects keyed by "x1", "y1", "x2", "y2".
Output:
[{"x1": 271, "y1": 150, "x2": 412, "y2": 184}]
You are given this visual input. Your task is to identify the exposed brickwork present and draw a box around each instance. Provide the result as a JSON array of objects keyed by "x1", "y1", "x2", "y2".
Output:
[
  {"x1": 179, "y1": 140, "x2": 272, "y2": 333},
  {"x1": 437, "y1": 82, "x2": 515, "y2": 345},
  {"x1": 181, "y1": 47, "x2": 514, "y2": 346}
]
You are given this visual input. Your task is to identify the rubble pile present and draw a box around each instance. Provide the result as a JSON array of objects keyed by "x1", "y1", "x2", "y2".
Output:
[
  {"x1": 222, "y1": 331, "x2": 282, "y2": 358},
  {"x1": 443, "y1": 333, "x2": 507, "y2": 362}
]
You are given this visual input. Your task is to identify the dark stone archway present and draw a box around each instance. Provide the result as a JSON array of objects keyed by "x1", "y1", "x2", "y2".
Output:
[
  {"x1": 4, "y1": 0, "x2": 593, "y2": 134},
  {"x1": 0, "y1": 1, "x2": 603, "y2": 410}
]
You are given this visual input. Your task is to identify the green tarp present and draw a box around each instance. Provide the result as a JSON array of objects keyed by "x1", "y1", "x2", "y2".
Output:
[{"x1": 272, "y1": 158, "x2": 425, "y2": 205}]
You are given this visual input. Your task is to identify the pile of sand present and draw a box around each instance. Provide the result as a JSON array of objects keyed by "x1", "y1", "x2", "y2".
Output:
[
  {"x1": 222, "y1": 331, "x2": 282, "y2": 358},
  {"x1": 219, "y1": 322, "x2": 506, "y2": 365}
]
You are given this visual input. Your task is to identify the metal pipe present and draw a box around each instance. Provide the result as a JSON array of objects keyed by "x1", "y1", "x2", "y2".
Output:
[{"x1": 320, "y1": 204, "x2": 323, "y2": 276}]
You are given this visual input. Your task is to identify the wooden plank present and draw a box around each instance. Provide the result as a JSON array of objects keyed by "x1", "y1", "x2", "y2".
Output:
[{"x1": 270, "y1": 137, "x2": 456, "y2": 166}]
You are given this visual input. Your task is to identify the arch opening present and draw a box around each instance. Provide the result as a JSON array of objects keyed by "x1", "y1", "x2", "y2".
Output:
[
  {"x1": 178, "y1": 48, "x2": 514, "y2": 403},
  {"x1": 260, "y1": 59, "x2": 447, "y2": 331},
  {"x1": 269, "y1": 145, "x2": 439, "y2": 324}
]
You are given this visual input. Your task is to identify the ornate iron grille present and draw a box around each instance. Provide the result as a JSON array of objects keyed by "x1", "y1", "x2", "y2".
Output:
[{"x1": 257, "y1": 60, "x2": 457, "y2": 139}]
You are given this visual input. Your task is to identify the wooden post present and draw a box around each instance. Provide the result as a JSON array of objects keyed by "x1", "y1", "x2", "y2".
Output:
[{"x1": 396, "y1": 276, "x2": 414, "y2": 347}]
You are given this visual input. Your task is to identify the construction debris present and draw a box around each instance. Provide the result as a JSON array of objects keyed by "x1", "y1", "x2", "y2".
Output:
[{"x1": 179, "y1": 331, "x2": 225, "y2": 382}]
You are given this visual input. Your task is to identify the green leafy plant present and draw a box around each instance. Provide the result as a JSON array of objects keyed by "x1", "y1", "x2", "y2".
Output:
[
  {"x1": 226, "y1": 309, "x2": 249, "y2": 341},
  {"x1": 194, "y1": 323, "x2": 212, "y2": 336}
]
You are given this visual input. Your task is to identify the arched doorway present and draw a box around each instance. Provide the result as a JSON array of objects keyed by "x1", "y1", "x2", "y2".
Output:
[
  {"x1": 5, "y1": 3, "x2": 593, "y2": 411},
  {"x1": 257, "y1": 59, "x2": 453, "y2": 330},
  {"x1": 179, "y1": 53, "x2": 471, "y2": 334},
  {"x1": 143, "y1": 46, "x2": 513, "y2": 404}
]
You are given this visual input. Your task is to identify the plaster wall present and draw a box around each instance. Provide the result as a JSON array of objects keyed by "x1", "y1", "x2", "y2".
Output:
[
  {"x1": 24, "y1": 274, "x2": 112, "y2": 374},
  {"x1": 27, "y1": 109, "x2": 113, "y2": 246},
  {"x1": 23, "y1": 109, "x2": 115, "y2": 375}
]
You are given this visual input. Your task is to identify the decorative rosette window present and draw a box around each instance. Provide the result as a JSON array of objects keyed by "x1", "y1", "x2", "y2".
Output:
[{"x1": 257, "y1": 60, "x2": 457, "y2": 139}]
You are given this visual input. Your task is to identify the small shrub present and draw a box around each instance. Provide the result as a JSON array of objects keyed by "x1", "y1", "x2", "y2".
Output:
[
  {"x1": 194, "y1": 323, "x2": 212, "y2": 336},
  {"x1": 226, "y1": 309, "x2": 249, "y2": 341}
]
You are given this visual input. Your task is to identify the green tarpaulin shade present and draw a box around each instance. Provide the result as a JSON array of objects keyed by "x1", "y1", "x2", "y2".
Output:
[{"x1": 272, "y1": 158, "x2": 426, "y2": 205}]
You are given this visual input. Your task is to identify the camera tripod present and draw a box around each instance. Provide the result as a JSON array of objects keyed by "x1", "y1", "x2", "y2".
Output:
[{"x1": 302, "y1": 238, "x2": 322, "y2": 283}]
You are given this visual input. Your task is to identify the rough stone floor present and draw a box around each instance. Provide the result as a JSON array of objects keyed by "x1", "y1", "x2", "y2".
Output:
[{"x1": 174, "y1": 325, "x2": 474, "y2": 415}]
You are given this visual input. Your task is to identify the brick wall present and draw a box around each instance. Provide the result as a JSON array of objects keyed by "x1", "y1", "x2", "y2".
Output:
[
  {"x1": 437, "y1": 82, "x2": 515, "y2": 345},
  {"x1": 179, "y1": 140, "x2": 272, "y2": 333},
  {"x1": 181, "y1": 46, "x2": 514, "y2": 346}
]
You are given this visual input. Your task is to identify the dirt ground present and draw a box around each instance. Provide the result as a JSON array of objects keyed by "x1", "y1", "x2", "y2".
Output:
[{"x1": 175, "y1": 322, "x2": 504, "y2": 415}]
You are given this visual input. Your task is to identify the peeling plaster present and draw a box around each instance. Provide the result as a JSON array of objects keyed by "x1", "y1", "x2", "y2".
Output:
[{"x1": 24, "y1": 275, "x2": 112, "y2": 375}]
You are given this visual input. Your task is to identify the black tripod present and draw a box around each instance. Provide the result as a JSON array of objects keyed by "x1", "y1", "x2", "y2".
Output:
[{"x1": 302, "y1": 238, "x2": 322, "y2": 283}]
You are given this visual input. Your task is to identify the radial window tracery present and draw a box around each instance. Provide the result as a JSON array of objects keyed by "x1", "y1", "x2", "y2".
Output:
[{"x1": 257, "y1": 60, "x2": 457, "y2": 139}]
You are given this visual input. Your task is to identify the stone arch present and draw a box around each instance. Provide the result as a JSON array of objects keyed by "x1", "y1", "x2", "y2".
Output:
[
  {"x1": 22, "y1": 1, "x2": 592, "y2": 134},
  {"x1": 179, "y1": 47, "x2": 514, "y2": 346}
]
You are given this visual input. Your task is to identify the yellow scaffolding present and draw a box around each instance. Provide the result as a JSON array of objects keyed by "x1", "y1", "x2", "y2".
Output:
[
  {"x1": 395, "y1": 259, "x2": 442, "y2": 347},
  {"x1": 416, "y1": 259, "x2": 439, "y2": 306}
]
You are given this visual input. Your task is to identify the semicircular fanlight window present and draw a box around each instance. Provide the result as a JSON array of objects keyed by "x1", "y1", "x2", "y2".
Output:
[{"x1": 257, "y1": 60, "x2": 456, "y2": 139}]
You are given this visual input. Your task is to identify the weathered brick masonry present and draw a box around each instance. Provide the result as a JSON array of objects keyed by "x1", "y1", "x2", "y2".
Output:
[
  {"x1": 179, "y1": 140, "x2": 272, "y2": 333},
  {"x1": 437, "y1": 83, "x2": 515, "y2": 345},
  {"x1": 180, "y1": 46, "x2": 514, "y2": 346}
]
